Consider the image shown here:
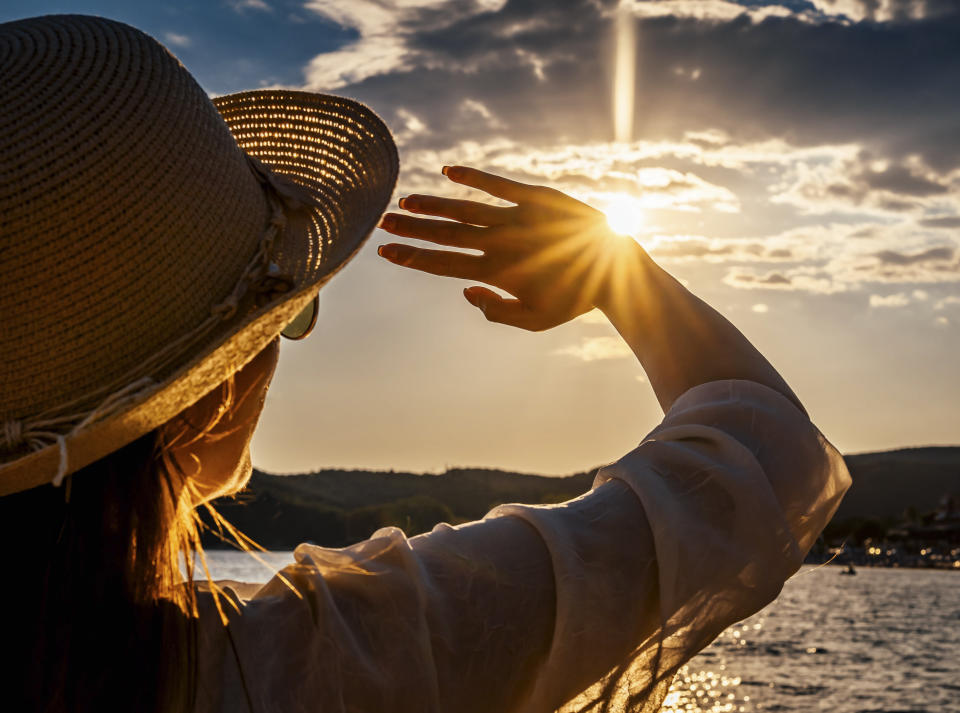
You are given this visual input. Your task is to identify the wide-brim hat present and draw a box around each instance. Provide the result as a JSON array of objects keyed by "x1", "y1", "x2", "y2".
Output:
[{"x1": 0, "y1": 15, "x2": 398, "y2": 495}]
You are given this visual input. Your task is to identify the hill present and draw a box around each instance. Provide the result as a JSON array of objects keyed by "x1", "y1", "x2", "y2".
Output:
[
  {"x1": 835, "y1": 446, "x2": 960, "y2": 520},
  {"x1": 202, "y1": 467, "x2": 594, "y2": 549},
  {"x1": 202, "y1": 447, "x2": 960, "y2": 550}
]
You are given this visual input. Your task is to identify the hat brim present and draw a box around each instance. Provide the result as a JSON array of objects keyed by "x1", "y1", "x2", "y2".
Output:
[{"x1": 0, "y1": 91, "x2": 398, "y2": 495}]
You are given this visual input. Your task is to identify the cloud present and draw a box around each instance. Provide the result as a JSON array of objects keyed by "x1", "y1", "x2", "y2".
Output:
[
  {"x1": 352, "y1": 1, "x2": 960, "y2": 173},
  {"x1": 919, "y1": 216, "x2": 960, "y2": 229},
  {"x1": 392, "y1": 107, "x2": 430, "y2": 146},
  {"x1": 647, "y1": 236, "x2": 807, "y2": 263},
  {"x1": 804, "y1": 0, "x2": 953, "y2": 23},
  {"x1": 869, "y1": 292, "x2": 911, "y2": 308},
  {"x1": 827, "y1": 244, "x2": 960, "y2": 287},
  {"x1": 302, "y1": 0, "x2": 424, "y2": 88},
  {"x1": 398, "y1": 137, "x2": 742, "y2": 214},
  {"x1": 163, "y1": 32, "x2": 191, "y2": 48},
  {"x1": 771, "y1": 153, "x2": 959, "y2": 217},
  {"x1": 294, "y1": 0, "x2": 960, "y2": 302},
  {"x1": 460, "y1": 99, "x2": 504, "y2": 129},
  {"x1": 303, "y1": 36, "x2": 410, "y2": 88},
  {"x1": 623, "y1": 0, "x2": 798, "y2": 22},
  {"x1": 873, "y1": 246, "x2": 955, "y2": 266},
  {"x1": 553, "y1": 336, "x2": 634, "y2": 361},
  {"x1": 934, "y1": 295, "x2": 960, "y2": 310},
  {"x1": 723, "y1": 267, "x2": 848, "y2": 294},
  {"x1": 724, "y1": 241, "x2": 960, "y2": 293},
  {"x1": 302, "y1": 0, "x2": 510, "y2": 88},
  {"x1": 226, "y1": 0, "x2": 273, "y2": 12}
]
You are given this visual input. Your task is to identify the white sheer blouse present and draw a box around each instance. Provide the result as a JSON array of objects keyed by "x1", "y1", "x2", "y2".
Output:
[{"x1": 194, "y1": 379, "x2": 851, "y2": 713}]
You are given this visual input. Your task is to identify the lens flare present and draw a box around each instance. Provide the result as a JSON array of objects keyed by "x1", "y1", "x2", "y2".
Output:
[{"x1": 613, "y1": 2, "x2": 636, "y2": 143}]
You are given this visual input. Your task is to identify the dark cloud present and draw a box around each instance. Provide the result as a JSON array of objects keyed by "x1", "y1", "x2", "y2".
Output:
[
  {"x1": 859, "y1": 164, "x2": 949, "y2": 197},
  {"x1": 919, "y1": 216, "x2": 960, "y2": 229},
  {"x1": 722, "y1": 267, "x2": 849, "y2": 294},
  {"x1": 341, "y1": 1, "x2": 960, "y2": 172},
  {"x1": 649, "y1": 238, "x2": 798, "y2": 262},
  {"x1": 877, "y1": 198, "x2": 917, "y2": 212},
  {"x1": 846, "y1": 244, "x2": 960, "y2": 284},
  {"x1": 731, "y1": 271, "x2": 793, "y2": 286},
  {"x1": 874, "y1": 246, "x2": 956, "y2": 266}
]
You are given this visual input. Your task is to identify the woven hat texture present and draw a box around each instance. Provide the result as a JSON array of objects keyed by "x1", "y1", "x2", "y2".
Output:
[{"x1": 0, "y1": 15, "x2": 398, "y2": 495}]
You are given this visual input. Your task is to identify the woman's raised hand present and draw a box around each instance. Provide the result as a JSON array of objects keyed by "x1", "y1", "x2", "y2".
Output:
[{"x1": 377, "y1": 166, "x2": 621, "y2": 331}]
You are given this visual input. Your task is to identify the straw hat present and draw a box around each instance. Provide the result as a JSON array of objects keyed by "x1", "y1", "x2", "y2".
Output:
[{"x1": 0, "y1": 15, "x2": 398, "y2": 496}]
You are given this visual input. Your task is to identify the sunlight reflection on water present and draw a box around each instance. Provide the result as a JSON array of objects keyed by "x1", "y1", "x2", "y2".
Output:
[{"x1": 666, "y1": 566, "x2": 959, "y2": 712}]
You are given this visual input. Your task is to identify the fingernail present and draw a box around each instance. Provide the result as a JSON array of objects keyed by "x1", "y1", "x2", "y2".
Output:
[
  {"x1": 378, "y1": 245, "x2": 397, "y2": 260},
  {"x1": 398, "y1": 197, "x2": 408, "y2": 210},
  {"x1": 378, "y1": 214, "x2": 396, "y2": 230},
  {"x1": 400, "y1": 196, "x2": 417, "y2": 211},
  {"x1": 442, "y1": 166, "x2": 450, "y2": 176}
]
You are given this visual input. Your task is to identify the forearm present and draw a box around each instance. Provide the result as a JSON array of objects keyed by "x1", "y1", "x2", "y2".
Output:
[{"x1": 596, "y1": 239, "x2": 805, "y2": 416}]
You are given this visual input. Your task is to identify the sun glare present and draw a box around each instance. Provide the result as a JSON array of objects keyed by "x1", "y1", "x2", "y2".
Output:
[{"x1": 603, "y1": 194, "x2": 645, "y2": 238}]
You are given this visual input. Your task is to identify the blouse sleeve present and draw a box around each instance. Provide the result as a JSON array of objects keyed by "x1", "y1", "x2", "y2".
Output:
[{"x1": 196, "y1": 379, "x2": 851, "y2": 713}]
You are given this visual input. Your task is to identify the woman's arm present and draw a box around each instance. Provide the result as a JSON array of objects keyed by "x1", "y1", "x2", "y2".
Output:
[
  {"x1": 595, "y1": 242, "x2": 804, "y2": 415},
  {"x1": 377, "y1": 165, "x2": 803, "y2": 415},
  {"x1": 211, "y1": 167, "x2": 850, "y2": 713}
]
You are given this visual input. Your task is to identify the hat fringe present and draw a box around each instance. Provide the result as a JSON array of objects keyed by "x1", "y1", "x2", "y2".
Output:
[{"x1": 1, "y1": 159, "x2": 312, "y2": 483}]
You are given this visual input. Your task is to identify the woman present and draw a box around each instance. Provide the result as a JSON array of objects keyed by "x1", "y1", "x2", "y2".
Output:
[{"x1": 0, "y1": 14, "x2": 850, "y2": 713}]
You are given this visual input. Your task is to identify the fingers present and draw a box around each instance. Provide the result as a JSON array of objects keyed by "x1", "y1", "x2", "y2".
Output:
[
  {"x1": 442, "y1": 165, "x2": 539, "y2": 204},
  {"x1": 443, "y1": 165, "x2": 598, "y2": 218},
  {"x1": 378, "y1": 243, "x2": 485, "y2": 281},
  {"x1": 399, "y1": 194, "x2": 509, "y2": 227},
  {"x1": 463, "y1": 287, "x2": 543, "y2": 331},
  {"x1": 379, "y1": 212, "x2": 486, "y2": 249}
]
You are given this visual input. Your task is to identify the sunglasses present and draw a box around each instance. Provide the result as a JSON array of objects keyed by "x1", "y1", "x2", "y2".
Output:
[{"x1": 280, "y1": 294, "x2": 319, "y2": 340}]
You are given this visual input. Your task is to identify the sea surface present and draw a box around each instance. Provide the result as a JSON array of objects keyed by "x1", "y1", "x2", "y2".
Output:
[{"x1": 201, "y1": 553, "x2": 959, "y2": 712}]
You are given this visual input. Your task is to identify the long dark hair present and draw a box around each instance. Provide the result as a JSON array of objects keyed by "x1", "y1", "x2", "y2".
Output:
[{"x1": 2, "y1": 377, "x2": 244, "y2": 713}]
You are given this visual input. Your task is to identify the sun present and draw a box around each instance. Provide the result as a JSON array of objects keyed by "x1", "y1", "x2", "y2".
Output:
[{"x1": 602, "y1": 194, "x2": 645, "y2": 239}]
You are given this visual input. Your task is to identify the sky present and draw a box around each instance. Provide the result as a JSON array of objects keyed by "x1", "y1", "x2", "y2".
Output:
[{"x1": 4, "y1": 0, "x2": 959, "y2": 475}]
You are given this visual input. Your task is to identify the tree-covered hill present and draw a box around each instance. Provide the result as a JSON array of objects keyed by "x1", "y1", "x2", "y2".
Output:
[{"x1": 202, "y1": 447, "x2": 960, "y2": 550}]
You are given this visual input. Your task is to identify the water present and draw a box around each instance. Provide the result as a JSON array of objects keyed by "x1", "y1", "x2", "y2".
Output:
[
  {"x1": 200, "y1": 553, "x2": 959, "y2": 712},
  {"x1": 663, "y1": 567, "x2": 959, "y2": 713}
]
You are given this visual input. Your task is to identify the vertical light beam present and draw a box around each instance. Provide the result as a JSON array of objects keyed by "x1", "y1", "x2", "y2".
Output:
[{"x1": 613, "y1": 2, "x2": 635, "y2": 143}]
